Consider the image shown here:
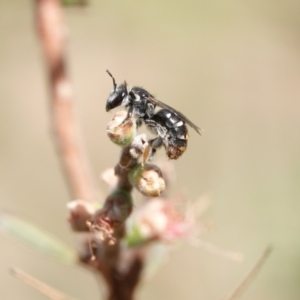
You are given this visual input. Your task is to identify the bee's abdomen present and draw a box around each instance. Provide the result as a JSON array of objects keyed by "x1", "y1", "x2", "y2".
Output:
[{"x1": 149, "y1": 109, "x2": 188, "y2": 159}]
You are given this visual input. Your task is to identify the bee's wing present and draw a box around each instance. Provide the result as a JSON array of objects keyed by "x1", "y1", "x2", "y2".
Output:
[{"x1": 145, "y1": 95, "x2": 203, "y2": 135}]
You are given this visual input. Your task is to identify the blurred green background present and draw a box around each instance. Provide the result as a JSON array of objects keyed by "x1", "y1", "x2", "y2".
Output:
[{"x1": 1, "y1": 0, "x2": 300, "y2": 299}]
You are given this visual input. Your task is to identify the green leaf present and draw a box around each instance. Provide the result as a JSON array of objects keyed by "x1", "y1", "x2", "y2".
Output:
[
  {"x1": 125, "y1": 223, "x2": 146, "y2": 247},
  {"x1": 0, "y1": 212, "x2": 76, "y2": 264},
  {"x1": 61, "y1": 0, "x2": 88, "y2": 6}
]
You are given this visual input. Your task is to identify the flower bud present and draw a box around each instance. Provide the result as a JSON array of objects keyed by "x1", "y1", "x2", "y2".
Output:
[
  {"x1": 129, "y1": 163, "x2": 165, "y2": 197},
  {"x1": 107, "y1": 111, "x2": 136, "y2": 146},
  {"x1": 67, "y1": 200, "x2": 97, "y2": 232}
]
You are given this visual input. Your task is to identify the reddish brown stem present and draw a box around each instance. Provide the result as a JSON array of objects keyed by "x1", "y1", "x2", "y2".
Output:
[
  {"x1": 35, "y1": 0, "x2": 97, "y2": 202},
  {"x1": 35, "y1": 2, "x2": 144, "y2": 299}
]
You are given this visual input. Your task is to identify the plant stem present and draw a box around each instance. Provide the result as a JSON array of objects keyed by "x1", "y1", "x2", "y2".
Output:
[{"x1": 35, "y1": 0, "x2": 98, "y2": 202}]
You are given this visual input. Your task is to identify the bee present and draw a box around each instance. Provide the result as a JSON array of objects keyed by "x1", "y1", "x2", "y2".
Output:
[{"x1": 105, "y1": 70, "x2": 202, "y2": 160}]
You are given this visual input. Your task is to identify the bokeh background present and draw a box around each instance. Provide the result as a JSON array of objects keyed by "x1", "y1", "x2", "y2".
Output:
[{"x1": 1, "y1": 1, "x2": 300, "y2": 299}]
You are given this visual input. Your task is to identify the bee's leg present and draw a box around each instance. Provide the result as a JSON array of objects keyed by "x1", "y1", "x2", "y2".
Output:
[
  {"x1": 142, "y1": 137, "x2": 163, "y2": 164},
  {"x1": 120, "y1": 106, "x2": 137, "y2": 126},
  {"x1": 126, "y1": 105, "x2": 134, "y2": 118},
  {"x1": 145, "y1": 102, "x2": 155, "y2": 119},
  {"x1": 149, "y1": 137, "x2": 163, "y2": 160},
  {"x1": 136, "y1": 118, "x2": 142, "y2": 128}
]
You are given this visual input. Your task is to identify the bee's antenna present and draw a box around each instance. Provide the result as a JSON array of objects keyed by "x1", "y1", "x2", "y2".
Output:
[{"x1": 106, "y1": 70, "x2": 117, "y2": 91}]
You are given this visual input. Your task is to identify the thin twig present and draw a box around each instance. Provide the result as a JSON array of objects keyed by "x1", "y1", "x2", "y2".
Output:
[
  {"x1": 223, "y1": 245, "x2": 273, "y2": 300},
  {"x1": 35, "y1": 0, "x2": 98, "y2": 202},
  {"x1": 190, "y1": 239, "x2": 244, "y2": 262},
  {"x1": 35, "y1": 2, "x2": 144, "y2": 299},
  {"x1": 11, "y1": 268, "x2": 77, "y2": 300}
]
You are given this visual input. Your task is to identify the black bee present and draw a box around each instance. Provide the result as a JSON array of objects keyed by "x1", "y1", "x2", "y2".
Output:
[{"x1": 105, "y1": 70, "x2": 201, "y2": 160}]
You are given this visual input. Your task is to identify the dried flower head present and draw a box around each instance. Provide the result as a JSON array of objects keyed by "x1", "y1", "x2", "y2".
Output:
[
  {"x1": 107, "y1": 111, "x2": 137, "y2": 146},
  {"x1": 129, "y1": 163, "x2": 165, "y2": 197}
]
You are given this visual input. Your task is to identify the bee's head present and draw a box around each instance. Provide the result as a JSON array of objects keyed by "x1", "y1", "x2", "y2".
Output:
[
  {"x1": 106, "y1": 83, "x2": 128, "y2": 111},
  {"x1": 106, "y1": 70, "x2": 128, "y2": 111}
]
